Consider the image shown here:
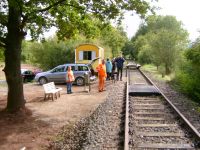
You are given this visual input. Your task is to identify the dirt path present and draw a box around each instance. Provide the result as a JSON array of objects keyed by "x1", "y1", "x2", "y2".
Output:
[{"x1": 0, "y1": 81, "x2": 110, "y2": 150}]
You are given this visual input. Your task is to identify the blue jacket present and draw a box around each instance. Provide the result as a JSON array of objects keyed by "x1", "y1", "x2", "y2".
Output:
[
  {"x1": 115, "y1": 57, "x2": 125, "y2": 68},
  {"x1": 106, "y1": 61, "x2": 113, "y2": 73}
]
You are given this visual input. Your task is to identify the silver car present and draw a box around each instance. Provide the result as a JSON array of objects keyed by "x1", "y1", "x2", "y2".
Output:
[{"x1": 34, "y1": 64, "x2": 91, "y2": 86}]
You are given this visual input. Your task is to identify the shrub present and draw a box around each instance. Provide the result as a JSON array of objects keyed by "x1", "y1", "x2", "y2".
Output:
[{"x1": 28, "y1": 38, "x2": 76, "y2": 70}]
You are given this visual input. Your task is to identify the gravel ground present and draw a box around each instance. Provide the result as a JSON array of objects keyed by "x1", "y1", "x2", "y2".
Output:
[
  {"x1": 144, "y1": 71, "x2": 200, "y2": 133},
  {"x1": 49, "y1": 80, "x2": 126, "y2": 150}
]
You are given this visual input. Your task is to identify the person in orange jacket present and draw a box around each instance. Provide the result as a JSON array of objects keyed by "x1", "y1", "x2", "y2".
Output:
[
  {"x1": 96, "y1": 59, "x2": 107, "y2": 92},
  {"x1": 66, "y1": 66, "x2": 75, "y2": 94}
]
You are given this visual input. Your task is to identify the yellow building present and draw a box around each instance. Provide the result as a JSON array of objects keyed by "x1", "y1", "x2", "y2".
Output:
[{"x1": 75, "y1": 44, "x2": 104, "y2": 72}]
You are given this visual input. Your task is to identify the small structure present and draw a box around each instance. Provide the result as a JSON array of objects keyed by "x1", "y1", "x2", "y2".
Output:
[{"x1": 75, "y1": 44, "x2": 104, "y2": 72}]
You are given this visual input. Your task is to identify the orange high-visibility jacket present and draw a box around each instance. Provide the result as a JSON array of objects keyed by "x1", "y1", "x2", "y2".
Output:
[{"x1": 96, "y1": 64, "x2": 107, "y2": 77}]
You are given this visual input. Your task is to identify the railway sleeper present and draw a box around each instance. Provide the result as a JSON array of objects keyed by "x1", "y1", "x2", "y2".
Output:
[
  {"x1": 135, "y1": 143, "x2": 195, "y2": 149},
  {"x1": 136, "y1": 131, "x2": 185, "y2": 137},
  {"x1": 137, "y1": 123, "x2": 178, "y2": 127}
]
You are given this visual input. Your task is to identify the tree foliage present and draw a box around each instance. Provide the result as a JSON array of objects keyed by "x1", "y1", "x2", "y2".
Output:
[
  {"x1": 186, "y1": 38, "x2": 200, "y2": 66},
  {"x1": 121, "y1": 41, "x2": 135, "y2": 59},
  {"x1": 100, "y1": 25, "x2": 128, "y2": 57},
  {"x1": 30, "y1": 39, "x2": 75, "y2": 70},
  {"x1": 0, "y1": 0, "x2": 154, "y2": 42},
  {"x1": 23, "y1": 24, "x2": 127, "y2": 70},
  {"x1": 133, "y1": 15, "x2": 188, "y2": 74},
  {"x1": 174, "y1": 37, "x2": 200, "y2": 101},
  {"x1": 24, "y1": 36, "x2": 88, "y2": 70}
]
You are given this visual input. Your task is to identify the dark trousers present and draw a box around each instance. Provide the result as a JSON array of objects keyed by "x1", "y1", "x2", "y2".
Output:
[
  {"x1": 106, "y1": 72, "x2": 112, "y2": 80},
  {"x1": 117, "y1": 67, "x2": 123, "y2": 80},
  {"x1": 66, "y1": 82, "x2": 72, "y2": 94}
]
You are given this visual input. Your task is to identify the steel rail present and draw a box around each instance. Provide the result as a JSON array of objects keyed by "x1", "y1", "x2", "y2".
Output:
[
  {"x1": 124, "y1": 67, "x2": 129, "y2": 150},
  {"x1": 138, "y1": 68, "x2": 200, "y2": 140}
]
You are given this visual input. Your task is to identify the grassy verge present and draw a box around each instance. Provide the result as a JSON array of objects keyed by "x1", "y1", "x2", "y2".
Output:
[
  {"x1": 141, "y1": 64, "x2": 174, "y2": 82},
  {"x1": 141, "y1": 64, "x2": 200, "y2": 112}
]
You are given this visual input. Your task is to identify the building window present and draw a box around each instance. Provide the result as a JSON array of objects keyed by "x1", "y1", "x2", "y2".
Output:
[{"x1": 83, "y1": 51, "x2": 92, "y2": 60}]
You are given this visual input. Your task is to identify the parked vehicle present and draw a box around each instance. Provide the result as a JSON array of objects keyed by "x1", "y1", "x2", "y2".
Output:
[
  {"x1": 34, "y1": 64, "x2": 91, "y2": 85},
  {"x1": 21, "y1": 69, "x2": 35, "y2": 83}
]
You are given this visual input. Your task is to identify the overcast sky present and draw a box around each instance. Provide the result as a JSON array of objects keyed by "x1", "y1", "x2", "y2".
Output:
[{"x1": 124, "y1": 0, "x2": 200, "y2": 41}]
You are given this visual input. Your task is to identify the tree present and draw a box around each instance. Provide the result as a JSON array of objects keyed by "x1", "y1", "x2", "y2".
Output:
[
  {"x1": 29, "y1": 37, "x2": 78, "y2": 70},
  {"x1": 186, "y1": 37, "x2": 200, "y2": 66},
  {"x1": 122, "y1": 23, "x2": 148, "y2": 60},
  {"x1": 174, "y1": 37, "x2": 200, "y2": 101},
  {"x1": 121, "y1": 41, "x2": 135, "y2": 59},
  {"x1": 133, "y1": 15, "x2": 188, "y2": 74},
  {"x1": 100, "y1": 25, "x2": 128, "y2": 57},
  {"x1": 147, "y1": 16, "x2": 188, "y2": 74},
  {"x1": 0, "y1": 0, "x2": 154, "y2": 112},
  {"x1": 133, "y1": 33, "x2": 152, "y2": 63}
]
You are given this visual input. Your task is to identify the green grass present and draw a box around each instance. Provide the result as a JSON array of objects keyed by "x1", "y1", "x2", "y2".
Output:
[{"x1": 141, "y1": 64, "x2": 174, "y2": 82}]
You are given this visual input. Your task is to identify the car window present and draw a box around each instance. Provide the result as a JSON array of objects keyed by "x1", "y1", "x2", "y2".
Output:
[
  {"x1": 71, "y1": 66, "x2": 75, "y2": 71},
  {"x1": 53, "y1": 66, "x2": 65, "y2": 73},
  {"x1": 78, "y1": 66, "x2": 88, "y2": 71},
  {"x1": 24, "y1": 71, "x2": 33, "y2": 75},
  {"x1": 66, "y1": 66, "x2": 75, "y2": 71},
  {"x1": 27, "y1": 71, "x2": 32, "y2": 75},
  {"x1": 74, "y1": 66, "x2": 78, "y2": 71}
]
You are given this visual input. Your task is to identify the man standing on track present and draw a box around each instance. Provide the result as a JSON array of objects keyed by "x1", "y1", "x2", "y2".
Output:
[{"x1": 115, "y1": 55, "x2": 125, "y2": 81}]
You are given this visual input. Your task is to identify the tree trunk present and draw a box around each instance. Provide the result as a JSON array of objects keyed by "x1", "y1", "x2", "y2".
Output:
[
  {"x1": 4, "y1": 2, "x2": 25, "y2": 112},
  {"x1": 165, "y1": 63, "x2": 171, "y2": 75}
]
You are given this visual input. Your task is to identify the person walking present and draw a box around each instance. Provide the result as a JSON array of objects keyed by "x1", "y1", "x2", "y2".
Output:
[
  {"x1": 105, "y1": 58, "x2": 112, "y2": 80},
  {"x1": 96, "y1": 59, "x2": 107, "y2": 92},
  {"x1": 115, "y1": 55, "x2": 125, "y2": 81},
  {"x1": 66, "y1": 66, "x2": 75, "y2": 94}
]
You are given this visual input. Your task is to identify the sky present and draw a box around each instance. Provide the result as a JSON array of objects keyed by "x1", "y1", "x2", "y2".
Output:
[{"x1": 123, "y1": 0, "x2": 200, "y2": 41}]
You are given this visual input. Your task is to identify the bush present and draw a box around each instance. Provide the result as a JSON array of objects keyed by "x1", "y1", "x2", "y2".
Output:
[
  {"x1": 138, "y1": 49, "x2": 152, "y2": 64},
  {"x1": 28, "y1": 38, "x2": 77, "y2": 70},
  {"x1": 174, "y1": 60, "x2": 200, "y2": 102}
]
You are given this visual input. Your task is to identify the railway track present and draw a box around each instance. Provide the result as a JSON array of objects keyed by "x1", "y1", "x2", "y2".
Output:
[{"x1": 124, "y1": 64, "x2": 200, "y2": 150}]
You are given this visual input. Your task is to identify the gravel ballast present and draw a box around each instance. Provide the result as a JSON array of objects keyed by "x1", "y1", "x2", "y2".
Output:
[{"x1": 49, "y1": 81, "x2": 126, "y2": 150}]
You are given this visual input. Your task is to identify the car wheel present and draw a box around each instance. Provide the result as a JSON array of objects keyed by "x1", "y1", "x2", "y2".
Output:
[
  {"x1": 39, "y1": 77, "x2": 48, "y2": 85},
  {"x1": 76, "y1": 77, "x2": 84, "y2": 86}
]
